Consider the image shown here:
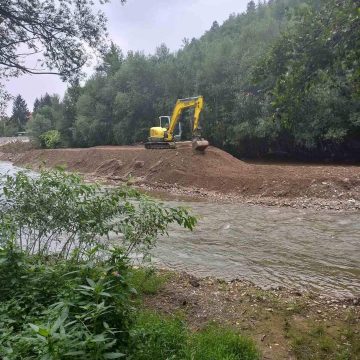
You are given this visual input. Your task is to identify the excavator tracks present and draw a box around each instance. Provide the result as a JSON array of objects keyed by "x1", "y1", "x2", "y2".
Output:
[{"x1": 144, "y1": 141, "x2": 176, "y2": 150}]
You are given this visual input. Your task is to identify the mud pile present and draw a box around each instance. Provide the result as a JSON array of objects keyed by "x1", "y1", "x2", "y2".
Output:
[{"x1": 1, "y1": 142, "x2": 360, "y2": 205}]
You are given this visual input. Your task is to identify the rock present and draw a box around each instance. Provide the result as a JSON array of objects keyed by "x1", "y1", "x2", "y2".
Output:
[
  {"x1": 134, "y1": 160, "x2": 145, "y2": 169},
  {"x1": 189, "y1": 278, "x2": 200, "y2": 288}
]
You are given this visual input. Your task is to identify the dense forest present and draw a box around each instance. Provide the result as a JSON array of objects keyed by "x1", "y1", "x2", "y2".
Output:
[{"x1": 6, "y1": 0, "x2": 360, "y2": 160}]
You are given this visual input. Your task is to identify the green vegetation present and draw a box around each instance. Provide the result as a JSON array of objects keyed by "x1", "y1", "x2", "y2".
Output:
[
  {"x1": 40, "y1": 130, "x2": 62, "y2": 149},
  {"x1": 285, "y1": 314, "x2": 360, "y2": 360},
  {"x1": 131, "y1": 313, "x2": 260, "y2": 360},
  {"x1": 27, "y1": 0, "x2": 359, "y2": 160},
  {"x1": 0, "y1": 95, "x2": 29, "y2": 136},
  {"x1": 129, "y1": 268, "x2": 170, "y2": 295},
  {"x1": 0, "y1": 169, "x2": 259, "y2": 359}
]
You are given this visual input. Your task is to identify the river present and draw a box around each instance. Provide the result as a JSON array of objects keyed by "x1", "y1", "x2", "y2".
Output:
[{"x1": 1, "y1": 161, "x2": 359, "y2": 298}]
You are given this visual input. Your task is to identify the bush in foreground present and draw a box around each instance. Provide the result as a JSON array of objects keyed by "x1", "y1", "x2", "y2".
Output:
[{"x1": 0, "y1": 169, "x2": 259, "y2": 359}]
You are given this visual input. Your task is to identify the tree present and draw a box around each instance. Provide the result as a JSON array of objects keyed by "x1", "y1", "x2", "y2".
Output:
[
  {"x1": 96, "y1": 43, "x2": 124, "y2": 76},
  {"x1": 0, "y1": 0, "x2": 126, "y2": 81},
  {"x1": 27, "y1": 113, "x2": 52, "y2": 145},
  {"x1": 247, "y1": 1, "x2": 256, "y2": 13},
  {"x1": 60, "y1": 83, "x2": 82, "y2": 146},
  {"x1": 0, "y1": 83, "x2": 11, "y2": 117},
  {"x1": 210, "y1": 21, "x2": 220, "y2": 31},
  {"x1": 29, "y1": 0, "x2": 360, "y2": 160},
  {"x1": 11, "y1": 95, "x2": 29, "y2": 132}
]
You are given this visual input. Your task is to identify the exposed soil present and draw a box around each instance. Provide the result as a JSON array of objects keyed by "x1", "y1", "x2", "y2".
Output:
[
  {"x1": 1, "y1": 142, "x2": 360, "y2": 210},
  {"x1": 143, "y1": 270, "x2": 360, "y2": 360}
]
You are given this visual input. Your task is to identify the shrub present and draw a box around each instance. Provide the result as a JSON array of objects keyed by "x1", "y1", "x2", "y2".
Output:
[
  {"x1": 0, "y1": 169, "x2": 259, "y2": 359},
  {"x1": 40, "y1": 129, "x2": 62, "y2": 148},
  {"x1": 0, "y1": 169, "x2": 196, "y2": 359},
  {"x1": 0, "y1": 246, "x2": 134, "y2": 359},
  {"x1": 0, "y1": 169, "x2": 196, "y2": 260}
]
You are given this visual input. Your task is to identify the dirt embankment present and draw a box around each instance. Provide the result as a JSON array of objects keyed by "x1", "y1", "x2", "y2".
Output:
[{"x1": 1, "y1": 142, "x2": 360, "y2": 210}]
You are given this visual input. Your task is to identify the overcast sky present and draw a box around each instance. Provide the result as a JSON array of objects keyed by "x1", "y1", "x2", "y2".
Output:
[{"x1": 6, "y1": 0, "x2": 249, "y2": 114}]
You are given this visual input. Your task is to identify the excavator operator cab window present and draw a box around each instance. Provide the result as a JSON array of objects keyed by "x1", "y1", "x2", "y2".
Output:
[
  {"x1": 159, "y1": 116, "x2": 182, "y2": 141},
  {"x1": 159, "y1": 116, "x2": 170, "y2": 129}
]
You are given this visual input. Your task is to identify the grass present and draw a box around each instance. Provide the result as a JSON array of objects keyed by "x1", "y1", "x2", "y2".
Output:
[
  {"x1": 133, "y1": 269, "x2": 360, "y2": 360},
  {"x1": 129, "y1": 267, "x2": 170, "y2": 295},
  {"x1": 286, "y1": 315, "x2": 360, "y2": 360},
  {"x1": 130, "y1": 311, "x2": 260, "y2": 360},
  {"x1": 128, "y1": 269, "x2": 260, "y2": 359},
  {"x1": 189, "y1": 325, "x2": 260, "y2": 360}
]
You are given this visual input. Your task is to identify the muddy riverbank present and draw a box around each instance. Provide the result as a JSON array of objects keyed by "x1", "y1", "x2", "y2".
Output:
[
  {"x1": 1, "y1": 159, "x2": 359, "y2": 299},
  {"x1": 1, "y1": 142, "x2": 360, "y2": 211},
  {"x1": 142, "y1": 270, "x2": 360, "y2": 360}
]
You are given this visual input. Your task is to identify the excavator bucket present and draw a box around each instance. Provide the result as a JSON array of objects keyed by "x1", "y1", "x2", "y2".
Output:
[{"x1": 192, "y1": 138, "x2": 209, "y2": 152}]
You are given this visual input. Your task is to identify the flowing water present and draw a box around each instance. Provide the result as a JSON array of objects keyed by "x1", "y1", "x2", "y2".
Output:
[
  {"x1": 153, "y1": 200, "x2": 360, "y2": 297},
  {"x1": 1, "y1": 161, "x2": 359, "y2": 297}
]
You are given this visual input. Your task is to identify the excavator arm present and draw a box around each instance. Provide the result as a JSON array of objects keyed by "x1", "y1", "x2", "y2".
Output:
[{"x1": 166, "y1": 96, "x2": 204, "y2": 141}]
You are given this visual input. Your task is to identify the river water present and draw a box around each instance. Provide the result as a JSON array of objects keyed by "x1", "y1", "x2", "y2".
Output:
[{"x1": 1, "y1": 161, "x2": 359, "y2": 298}]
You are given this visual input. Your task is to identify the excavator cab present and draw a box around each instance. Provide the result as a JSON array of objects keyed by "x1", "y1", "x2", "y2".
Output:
[
  {"x1": 145, "y1": 96, "x2": 209, "y2": 151},
  {"x1": 159, "y1": 116, "x2": 182, "y2": 141}
]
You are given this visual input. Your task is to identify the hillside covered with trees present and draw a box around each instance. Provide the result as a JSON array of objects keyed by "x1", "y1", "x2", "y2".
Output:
[{"x1": 27, "y1": 0, "x2": 359, "y2": 160}]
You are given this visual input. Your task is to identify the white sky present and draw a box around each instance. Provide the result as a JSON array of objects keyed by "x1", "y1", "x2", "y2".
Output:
[{"x1": 5, "y1": 0, "x2": 249, "y2": 114}]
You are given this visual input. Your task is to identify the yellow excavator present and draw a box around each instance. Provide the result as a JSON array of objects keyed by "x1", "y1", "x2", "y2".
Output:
[{"x1": 145, "y1": 96, "x2": 209, "y2": 151}]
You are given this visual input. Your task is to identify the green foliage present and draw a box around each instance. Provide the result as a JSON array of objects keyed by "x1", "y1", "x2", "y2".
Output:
[
  {"x1": 29, "y1": 0, "x2": 358, "y2": 160},
  {"x1": 129, "y1": 268, "x2": 169, "y2": 295},
  {"x1": 254, "y1": 0, "x2": 360, "y2": 158},
  {"x1": 14, "y1": 0, "x2": 359, "y2": 159},
  {"x1": 130, "y1": 313, "x2": 260, "y2": 360},
  {"x1": 40, "y1": 130, "x2": 62, "y2": 149},
  {"x1": 130, "y1": 312, "x2": 188, "y2": 360},
  {"x1": 0, "y1": 117, "x2": 18, "y2": 137},
  {"x1": 30, "y1": 0, "x2": 301, "y2": 151},
  {"x1": 27, "y1": 113, "x2": 53, "y2": 146},
  {"x1": 11, "y1": 95, "x2": 29, "y2": 132},
  {"x1": 0, "y1": 169, "x2": 196, "y2": 260},
  {"x1": 0, "y1": 169, "x2": 258, "y2": 359},
  {"x1": 0, "y1": 246, "x2": 134, "y2": 359},
  {"x1": 0, "y1": 0, "x2": 126, "y2": 81},
  {"x1": 0, "y1": 247, "x2": 260, "y2": 360},
  {"x1": 189, "y1": 325, "x2": 260, "y2": 360},
  {"x1": 287, "y1": 320, "x2": 360, "y2": 360},
  {"x1": 28, "y1": 94, "x2": 64, "y2": 147},
  {"x1": 0, "y1": 168, "x2": 197, "y2": 359}
]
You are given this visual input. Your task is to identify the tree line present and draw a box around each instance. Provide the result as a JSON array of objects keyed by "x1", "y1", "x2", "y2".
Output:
[{"x1": 5, "y1": 0, "x2": 360, "y2": 160}]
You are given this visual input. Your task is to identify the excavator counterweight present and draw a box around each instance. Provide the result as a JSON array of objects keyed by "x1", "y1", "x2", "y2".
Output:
[{"x1": 145, "y1": 96, "x2": 209, "y2": 152}]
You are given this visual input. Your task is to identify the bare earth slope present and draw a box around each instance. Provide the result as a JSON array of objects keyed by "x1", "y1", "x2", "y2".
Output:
[{"x1": 1, "y1": 142, "x2": 360, "y2": 209}]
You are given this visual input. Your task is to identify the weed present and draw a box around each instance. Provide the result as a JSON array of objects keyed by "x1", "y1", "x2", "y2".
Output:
[
  {"x1": 129, "y1": 268, "x2": 170, "y2": 295},
  {"x1": 288, "y1": 321, "x2": 360, "y2": 360},
  {"x1": 129, "y1": 313, "x2": 260, "y2": 360},
  {"x1": 188, "y1": 324, "x2": 260, "y2": 360}
]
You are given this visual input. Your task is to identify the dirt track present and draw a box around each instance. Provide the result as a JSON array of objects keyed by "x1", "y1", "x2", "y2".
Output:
[{"x1": 1, "y1": 142, "x2": 360, "y2": 210}]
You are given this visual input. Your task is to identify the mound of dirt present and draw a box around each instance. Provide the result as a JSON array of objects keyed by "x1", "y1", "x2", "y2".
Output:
[
  {"x1": 1, "y1": 142, "x2": 360, "y2": 207},
  {"x1": 96, "y1": 159, "x2": 124, "y2": 177}
]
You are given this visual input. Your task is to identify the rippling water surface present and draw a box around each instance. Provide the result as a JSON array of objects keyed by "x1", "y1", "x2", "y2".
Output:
[
  {"x1": 152, "y1": 200, "x2": 360, "y2": 297},
  {"x1": 1, "y1": 161, "x2": 359, "y2": 297}
]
